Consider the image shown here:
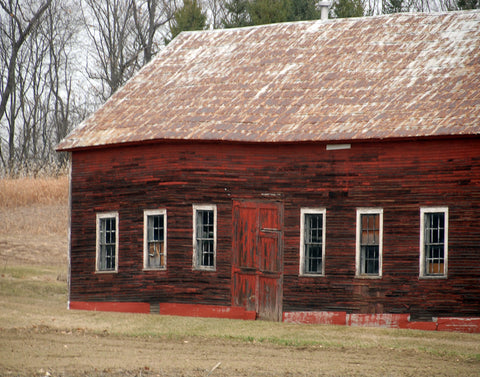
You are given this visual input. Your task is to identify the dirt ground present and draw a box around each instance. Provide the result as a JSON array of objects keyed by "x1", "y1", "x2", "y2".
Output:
[
  {"x1": 1, "y1": 179, "x2": 480, "y2": 376},
  {"x1": 2, "y1": 323, "x2": 479, "y2": 377}
]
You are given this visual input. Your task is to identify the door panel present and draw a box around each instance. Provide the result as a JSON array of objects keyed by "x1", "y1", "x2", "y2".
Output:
[
  {"x1": 259, "y1": 231, "x2": 280, "y2": 273},
  {"x1": 236, "y1": 205, "x2": 257, "y2": 269},
  {"x1": 258, "y1": 275, "x2": 282, "y2": 321},
  {"x1": 233, "y1": 201, "x2": 283, "y2": 321},
  {"x1": 259, "y1": 207, "x2": 280, "y2": 230},
  {"x1": 233, "y1": 272, "x2": 257, "y2": 311}
]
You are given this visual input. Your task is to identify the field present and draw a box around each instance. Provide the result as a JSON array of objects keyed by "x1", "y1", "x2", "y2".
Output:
[{"x1": 1, "y1": 177, "x2": 480, "y2": 376}]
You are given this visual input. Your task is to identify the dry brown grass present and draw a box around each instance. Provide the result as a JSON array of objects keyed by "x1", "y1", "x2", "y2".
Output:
[
  {"x1": 0, "y1": 175, "x2": 68, "y2": 208},
  {"x1": 0, "y1": 176, "x2": 69, "y2": 266}
]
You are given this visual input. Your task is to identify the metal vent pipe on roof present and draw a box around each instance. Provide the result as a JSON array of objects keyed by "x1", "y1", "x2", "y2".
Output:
[{"x1": 317, "y1": 1, "x2": 331, "y2": 20}]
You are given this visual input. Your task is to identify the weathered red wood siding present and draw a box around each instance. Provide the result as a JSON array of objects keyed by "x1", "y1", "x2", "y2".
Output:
[{"x1": 69, "y1": 137, "x2": 480, "y2": 318}]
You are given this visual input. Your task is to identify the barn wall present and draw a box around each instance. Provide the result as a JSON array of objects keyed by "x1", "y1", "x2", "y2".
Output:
[{"x1": 69, "y1": 137, "x2": 480, "y2": 318}]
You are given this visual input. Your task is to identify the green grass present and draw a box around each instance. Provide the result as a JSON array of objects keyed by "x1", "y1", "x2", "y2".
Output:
[
  {"x1": 0, "y1": 265, "x2": 67, "y2": 298},
  {"x1": 1, "y1": 264, "x2": 63, "y2": 279},
  {"x1": 0, "y1": 278, "x2": 66, "y2": 299}
]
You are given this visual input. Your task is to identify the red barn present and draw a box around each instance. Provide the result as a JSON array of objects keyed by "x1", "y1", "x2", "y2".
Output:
[{"x1": 57, "y1": 11, "x2": 480, "y2": 332}]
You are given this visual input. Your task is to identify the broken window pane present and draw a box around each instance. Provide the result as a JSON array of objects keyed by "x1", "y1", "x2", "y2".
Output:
[{"x1": 147, "y1": 214, "x2": 165, "y2": 268}]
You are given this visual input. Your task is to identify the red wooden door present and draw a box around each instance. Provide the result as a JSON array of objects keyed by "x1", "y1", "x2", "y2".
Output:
[{"x1": 232, "y1": 201, "x2": 283, "y2": 321}]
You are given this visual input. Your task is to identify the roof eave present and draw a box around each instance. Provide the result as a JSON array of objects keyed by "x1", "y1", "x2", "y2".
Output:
[{"x1": 56, "y1": 133, "x2": 480, "y2": 153}]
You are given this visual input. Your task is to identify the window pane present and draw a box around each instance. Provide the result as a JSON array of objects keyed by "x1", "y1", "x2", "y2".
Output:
[
  {"x1": 200, "y1": 239, "x2": 214, "y2": 266},
  {"x1": 99, "y1": 217, "x2": 116, "y2": 271},
  {"x1": 304, "y1": 213, "x2": 323, "y2": 274},
  {"x1": 362, "y1": 245, "x2": 379, "y2": 274},
  {"x1": 147, "y1": 214, "x2": 165, "y2": 268},
  {"x1": 197, "y1": 210, "x2": 214, "y2": 239},
  {"x1": 148, "y1": 215, "x2": 164, "y2": 242},
  {"x1": 105, "y1": 244, "x2": 115, "y2": 270},
  {"x1": 361, "y1": 215, "x2": 369, "y2": 229},
  {"x1": 361, "y1": 214, "x2": 378, "y2": 245},
  {"x1": 196, "y1": 209, "x2": 215, "y2": 267},
  {"x1": 360, "y1": 213, "x2": 379, "y2": 276},
  {"x1": 424, "y1": 212, "x2": 445, "y2": 276},
  {"x1": 305, "y1": 244, "x2": 322, "y2": 273}
]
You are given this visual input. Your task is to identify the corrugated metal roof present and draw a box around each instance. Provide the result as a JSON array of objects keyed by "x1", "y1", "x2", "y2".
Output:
[{"x1": 57, "y1": 11, "x2": 480, "y2": 151}]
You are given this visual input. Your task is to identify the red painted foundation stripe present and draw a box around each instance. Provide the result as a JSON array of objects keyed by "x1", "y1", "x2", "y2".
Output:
[
  {"x1": 283, "y1": 311, "x2": 480, "y2": 333},
  {"x1": 283, "y1": 311, "x2": 346, "y2": 325},
  {"x1": 405, "y1": 321, "x2": 438, "y2": 331},
  {"x1": 69, "y1": 301, "x2": 150, "y2": 314},
  {"x1": 68, "y1": 303, "x2": 480, "y2": 333},
  {"x1": 159, "y1": 303, "x2": 256, "y2": 320},
  {"x1": 436, "y1": 317, "x2": 480, "y2": 333}
]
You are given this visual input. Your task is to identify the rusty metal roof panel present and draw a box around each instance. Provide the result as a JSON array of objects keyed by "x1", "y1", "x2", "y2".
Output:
[{"x1": 57, "y1": 11, "x2": 480, "y2": 151}]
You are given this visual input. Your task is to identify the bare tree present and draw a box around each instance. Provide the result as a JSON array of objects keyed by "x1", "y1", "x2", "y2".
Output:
[
  {"x1": 0, "y1": 0, "x2": 52, "y2": 170},
  {"x1": 1, "y1": 0, "x2": 177, "y2": 174},
  {"x1": 44, "y1": 0, "x2": 84, "y2": 170},
  {"x1": 363, "y1": 0, "x2": 382, "y2": 14},
  {"x1": 81, "y1": 0, "x2": 141, "y2": 100},
  {"x1": 0, "y1": 0, "x2": 51, "y2": 122},
  {"x1": 81, "y1": 0, "x2": 178, "y2": 102},
  {"x1": 131, "y1": 0, "x2": 177, "y2": 65},
  {"x1": 202, "y1": 0, "x2": 226, "y2": 28},
  {"x1": 1, "y1": 0, "x2": 85, "y2": 174}
]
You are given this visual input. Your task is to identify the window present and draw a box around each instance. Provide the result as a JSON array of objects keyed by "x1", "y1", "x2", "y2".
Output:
[
  {"x1": 356, "y1": 208, "x2": 383, "y2": 277},
  {"x1": 144, "y1": 210, "x2": 167, "y2": 270},
  {"x1": 96, "y1": 212, "x2": 119, "y2": 272},
  {"x1": 300, "y1": 208, "x2": 326, "y2": 276},
  {"x1": 420, "y1": 207, "x2": 448, "y2": 278},
  {"x1": 193, "y1": 205, "x2": 216, "y2": 270}
]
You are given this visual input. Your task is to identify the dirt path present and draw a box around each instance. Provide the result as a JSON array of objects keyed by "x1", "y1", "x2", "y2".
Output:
[{"x1": 1, "y1": 325, "x2": 478, "y2": 377}]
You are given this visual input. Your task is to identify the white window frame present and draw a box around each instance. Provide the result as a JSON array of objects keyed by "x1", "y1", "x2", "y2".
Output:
[
  {"x1": 192, "y1": 204, "x2": 217, "y2": 271},
  {"x1": 420, "y1": 207, "x2": 448, "y2": 279},
  {"x1": 143, "y1": 209, "x2": 167, "y2": 270},
  {"x1": 356, "y1": 208, "x2": 383, "y2": 278},
  {"x1": 299, "y1": 208, "x2": 326, "y2": 276},
  {"x1": 96, "y1": 212, "x2": 119, "y2": 273}
]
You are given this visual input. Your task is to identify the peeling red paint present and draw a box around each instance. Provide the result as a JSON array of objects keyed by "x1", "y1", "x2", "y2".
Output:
[
  {"x1": 283, "y1": 311, "x2": 347, "y2": 325},
  {"x1": 436, "y1": 317, "x2": 480, "y2": 333},
  {"x1": 347, "y1": 313, "x2": 410, "y2": 328},
  {"x1": 283, "y1": 311, "x2": 480, "y2": 333}
]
